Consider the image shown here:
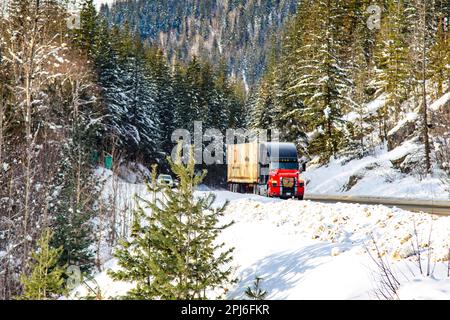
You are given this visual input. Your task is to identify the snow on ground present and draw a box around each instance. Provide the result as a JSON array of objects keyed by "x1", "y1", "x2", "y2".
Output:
[
  {"x1": 71, "y1": 176, "x2": 450, "y2": 300},
  {"x1": 220, "y1": 194, "x2": 450, "y2": 300},
  {"x1": 340, "y1": 94, "x2": 388, "y2": 123},
  {"x1": 367, "y1": 94, "x2": 387, "y2": 114},
  {"x1": 398, "y1": 277, "x2": 450, "y2": 300},
  {"x1": 304, "y1": 144, "x2": 449, "y2": 200}
]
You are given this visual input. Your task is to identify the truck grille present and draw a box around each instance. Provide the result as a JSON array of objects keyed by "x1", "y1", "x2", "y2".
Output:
[
  {"x1": 282, "y1": 178, "x2": 295, "y2": 188},
  {"x1": 282, "y1": 187, "x2": 295, "y2": 196}
]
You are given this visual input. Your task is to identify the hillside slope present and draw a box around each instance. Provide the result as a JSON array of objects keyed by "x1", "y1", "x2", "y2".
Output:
[
  {"x1": 99, "y1": 0, "x2": 298, "y2": 87},
  {"x1": 304, "y1": 144, "x2": 449, "y2": 200},
  {"x1": 304, "y1": 92, "x2": 450, "y2": 200}
]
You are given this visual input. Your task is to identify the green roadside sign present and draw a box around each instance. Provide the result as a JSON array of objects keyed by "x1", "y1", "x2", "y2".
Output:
[{"x1": 104, "y1": 154, "x2": 113, "y2": 170}]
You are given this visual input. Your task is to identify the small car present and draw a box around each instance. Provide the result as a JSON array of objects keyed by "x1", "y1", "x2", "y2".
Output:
[{"x1": 157, "y1": 174, "x2": 175, "y2": 188}]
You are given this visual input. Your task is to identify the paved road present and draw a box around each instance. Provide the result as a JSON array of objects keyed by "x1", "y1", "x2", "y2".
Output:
[{"x1": 305, "y1": 194, "x2": 450, "y2": 216}]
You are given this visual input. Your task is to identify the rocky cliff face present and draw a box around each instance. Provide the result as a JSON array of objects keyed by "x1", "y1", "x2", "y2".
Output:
[{"x1": 100, "y1": 0, "x2": 298, "y2": 87}]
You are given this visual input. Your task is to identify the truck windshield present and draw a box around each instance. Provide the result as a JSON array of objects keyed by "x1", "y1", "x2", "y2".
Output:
[{"x1": 270, "y1": 162, "x2": 299, "y2": 170}]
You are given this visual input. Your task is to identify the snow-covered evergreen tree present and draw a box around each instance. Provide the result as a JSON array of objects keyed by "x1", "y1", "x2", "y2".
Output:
[{"x1": 286, "y1": 0, "x2": 352, "y2": 161}]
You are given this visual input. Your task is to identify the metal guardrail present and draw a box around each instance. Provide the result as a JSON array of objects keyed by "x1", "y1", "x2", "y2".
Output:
[{"x1": 305, "y1": 194, "x2": 450, "y2": 216}]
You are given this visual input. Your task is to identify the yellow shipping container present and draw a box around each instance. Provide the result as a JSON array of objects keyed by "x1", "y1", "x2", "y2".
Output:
[{"x1": 227, "y1": 142, "x2": 259, "y2": 184}]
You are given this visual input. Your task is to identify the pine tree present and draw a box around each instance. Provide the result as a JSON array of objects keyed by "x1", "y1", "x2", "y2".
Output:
[
  {"x1": 295, "y1": 0, "x2": 352, "y2": 161},
  {"x1": 109, "y1": 151, "x2": 234, "y2": 300},
  {"x1": 344, "y1": 0, "x2": 378, "y2": 158},
  {"x1": 226, "y1": 80, "x2": 247, "y2": 129},
  {"x1": 429, "y1": 7, "x2": 450, "y2": 98},
  {"x1": 183, "y1": 56, "x2": 204, "y2": 128},
  {"x1": 245, "y1": 277, "x2": 268, "y2": 300},
  {"x1": 146, "y1": 45, "x2": 175, "y2": 158},
  {"x1": 19, "y1": 230, "x2": 66, "y2": 300},
  {"x1": 172, "y1": 63, "x2": 190, "y2": 130},
  {"x1": 251, "y1": 55, "x2": 278, "y2": 131},
  {"x1": 50, "y1": 138, "x2": 98, "y2": 274},
  {"x1": 50, "y1": 61, "x2": 102, "y2": 274},
  {"x1": 417, "y1": 0, "x2": 433, "y2": 174},
  {"x1": 127, "y1": 35, "x2": 160, "y2": 163},
  {"x1": 373, "y1": 0, "x2": 411, "y2": 130},
  {"x1": 75, "y1": 0, "x2": 99, "y2": 56}
]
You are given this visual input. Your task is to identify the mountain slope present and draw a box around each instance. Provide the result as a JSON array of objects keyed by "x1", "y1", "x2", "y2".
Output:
[{"x1": 100, "y1": 0, "x2": 299, "y2": 87}]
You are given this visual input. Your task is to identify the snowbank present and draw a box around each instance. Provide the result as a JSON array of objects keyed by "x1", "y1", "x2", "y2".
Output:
[
  {"x1": 304, "y1": 144, "x2": 449, "y2": 200},
  {"x1": 220, "y1": 196, "x2": 450, "y2": 299},
  {"x1": 70, "y1": 260, "x2": 135, "y2": 300},
  {"x1": 71, "y1": 182, "x2": 450, "y2": 300}
]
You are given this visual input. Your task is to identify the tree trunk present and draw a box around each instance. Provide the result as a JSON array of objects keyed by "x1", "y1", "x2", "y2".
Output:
[
  {"x1": 422, "y1": 1, "x2": 431, "y2": 174},
  {"x1": 0, "y1": 97, "x2": 4, "y2": 166}
]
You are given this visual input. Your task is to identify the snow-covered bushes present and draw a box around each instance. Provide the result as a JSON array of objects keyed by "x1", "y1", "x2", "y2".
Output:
[{"x1": 368, "y1": 224, "x2": 450, "y2": 300}]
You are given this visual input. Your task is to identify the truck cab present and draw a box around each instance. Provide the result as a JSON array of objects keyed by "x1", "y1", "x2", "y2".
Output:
[{"x1": 258, "y1": 143, "x2": 305, "y2": 200}]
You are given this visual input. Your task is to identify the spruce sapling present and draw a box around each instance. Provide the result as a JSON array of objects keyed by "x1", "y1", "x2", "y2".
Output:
[
  {"x1": 19, "y1": 229, "x2": 66, "y2": 300},
  {"x1": 245, "y1": 277, "x2": 268, "y2": 300},
  {"x1": 110, "y1": 149, "x2": 234, "y2": 299}
]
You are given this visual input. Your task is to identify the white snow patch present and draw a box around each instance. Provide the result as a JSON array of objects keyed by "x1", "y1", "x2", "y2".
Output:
[
  {"x1": 430, "y1": 92, "x2": 450, "y2": 111},
  {"x1": 388, "y1": 112, "x2": 418, "y2": 136},
  {"x1": 398, "y1": 277, "x2": 450, "y2": 300},
  {"x1": 367, "y1": 94, "x2": 387, "y2": 114},
  {"x1": 70, "y1": 259, "x2": 135, "y2": 299}
]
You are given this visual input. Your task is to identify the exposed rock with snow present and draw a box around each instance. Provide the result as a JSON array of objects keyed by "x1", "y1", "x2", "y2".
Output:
[
  {"x1": 304, "y1": 143, "x2": 448, "y2": 200},
  {"x1": 387, "y1": 113, "x2": 418, "y2": 151},
  {"x1": 430, "y1": 92, "x2": 450, "y2": 112},
  {"x1": 117, "y1": 162, "x2": 151, "y2": 184}
]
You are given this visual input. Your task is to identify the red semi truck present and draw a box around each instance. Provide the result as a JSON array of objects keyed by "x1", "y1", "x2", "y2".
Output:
[{"x1": 227, "y1": 142, "x2": 305, "y2": 200}]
